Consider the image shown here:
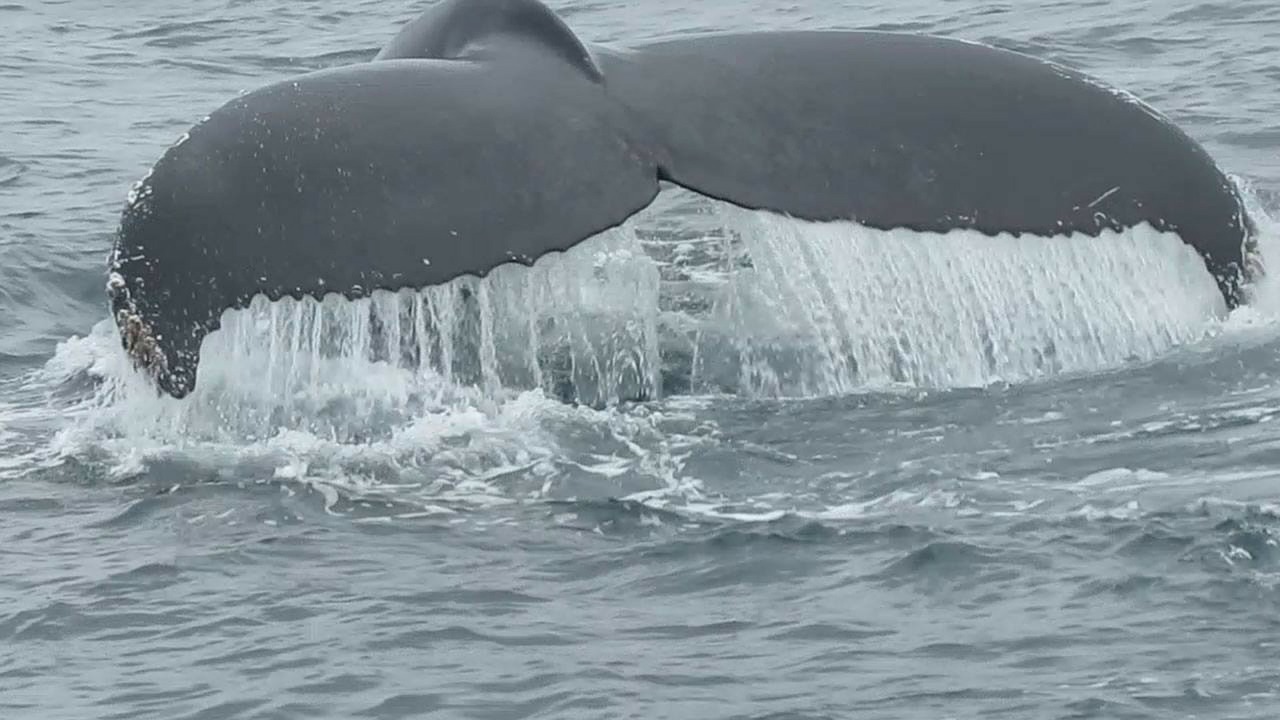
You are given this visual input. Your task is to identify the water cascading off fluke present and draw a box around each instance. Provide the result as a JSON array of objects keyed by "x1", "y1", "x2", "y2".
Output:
[
  {"x1": 688, "y1": 209, "x2": 1229, "y2": 397},
  {"x1": 157, "y1": 228, "x2": 663, "y2": 442}
]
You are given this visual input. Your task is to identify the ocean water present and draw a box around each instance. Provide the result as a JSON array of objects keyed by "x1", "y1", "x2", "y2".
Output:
[{"x1": 4, "y1": 0, "x2": 1280, "y2": 718}]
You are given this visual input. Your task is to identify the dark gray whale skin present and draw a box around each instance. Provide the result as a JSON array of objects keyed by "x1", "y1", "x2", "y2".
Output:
[{"x1": 109, "y1": 0, "x2": 1256, "y2": 398}]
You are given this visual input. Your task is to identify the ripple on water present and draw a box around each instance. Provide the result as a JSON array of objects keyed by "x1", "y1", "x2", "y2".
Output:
[{"x1": 0, "y1": 155, "x2": 26, "y2": 187}]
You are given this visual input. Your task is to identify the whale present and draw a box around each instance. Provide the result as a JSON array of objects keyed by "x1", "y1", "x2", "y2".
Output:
[{"x1": 108, "y1": 0, "x2": 1259, "y2": 399}]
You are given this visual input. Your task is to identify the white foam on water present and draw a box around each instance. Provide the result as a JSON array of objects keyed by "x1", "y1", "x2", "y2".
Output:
[{"x1": 689, "y1": 208, "x2": 1231, "y2": 397}]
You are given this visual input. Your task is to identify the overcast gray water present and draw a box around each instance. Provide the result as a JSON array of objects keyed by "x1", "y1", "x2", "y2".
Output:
[{"x1": 4, "y1": 1, "x2": 1280, "y2": 718}]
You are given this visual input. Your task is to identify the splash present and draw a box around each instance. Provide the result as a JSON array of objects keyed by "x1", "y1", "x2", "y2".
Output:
[
  {"x1": 1225, "y1": 176, "x2": 1280, "y2": 325},
  {"x1": 688, "y1": 209, "x2": 1230, "y2": 397},
  {"x1": 17, "y1": 191, "x2": 1280, "y2": 521},
  {"x1": 94, "y1": 225, "x2": 663, "y2": 444},
  {"x1": 14, "y1": 225, "x2": 688, "y2": 511}
]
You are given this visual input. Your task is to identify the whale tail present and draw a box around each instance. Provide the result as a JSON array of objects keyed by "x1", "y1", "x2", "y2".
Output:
[{"x1": 109, "y1": 0, "x2": 1255, "y2": 398}]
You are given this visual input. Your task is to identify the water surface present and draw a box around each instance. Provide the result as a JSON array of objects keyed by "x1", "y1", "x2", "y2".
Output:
[{"x1": 4, "y1": 1, "x2": 1280, "y2": 718}]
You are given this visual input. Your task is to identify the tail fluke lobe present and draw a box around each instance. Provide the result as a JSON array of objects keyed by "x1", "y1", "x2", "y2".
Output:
[
  {"x1": 110, "y1": 51, "x2": 658, "y2": 396},
  {"x1": 595, "y1": 32, "x2": 1253, "y2": 304}
]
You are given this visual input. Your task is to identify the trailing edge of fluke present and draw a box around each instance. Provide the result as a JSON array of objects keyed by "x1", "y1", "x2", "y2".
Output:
[{"x1": 108, "y1": 0, "x2": 1259, "y2": 399}]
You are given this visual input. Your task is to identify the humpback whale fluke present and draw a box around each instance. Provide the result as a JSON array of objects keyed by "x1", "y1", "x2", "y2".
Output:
[{"x1": 109, "y1": 0, "x2": 1258, "y2": 399}]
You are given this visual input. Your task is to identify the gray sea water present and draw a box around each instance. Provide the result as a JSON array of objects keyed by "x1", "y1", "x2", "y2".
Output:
[{"x1": 5, "y1": 0, "x2": 1280, "y2": 718}]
